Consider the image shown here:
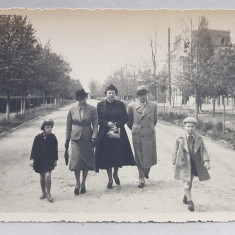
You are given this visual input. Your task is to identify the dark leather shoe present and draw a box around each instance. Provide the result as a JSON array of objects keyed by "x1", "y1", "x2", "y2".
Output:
[
  {"x1": 46, "y1": 195, "x2": 54, "y2": 203},
  {"x1": 138, "y1": 182, "x2": 145, "y2": 188},
  {"x1": 183, "y1": 195, "x2": 188, "y2": 204},
  {"x1": 107, "y1": 182, "x2": 113, "y2": 189},
  {"x1": 188, "y1": 200, "x2": 195, "y2": 212},
  {"x1": 74, "y1": 187, "x2": 80, "y2": 195},
  {"x1": 113, "y1": 173, "x2": 120, "y2": 185},
  {"x1": 81, "y1": 187, "x2": 86, "y2": 194},
  {"x1": 144, "y1": 172, "x2": 149, "y2": 179}
]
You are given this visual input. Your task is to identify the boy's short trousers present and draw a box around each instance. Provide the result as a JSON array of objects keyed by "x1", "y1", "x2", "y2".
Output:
[{"x1": 190, "y1": 157, "x2": 198, "y2": 176}]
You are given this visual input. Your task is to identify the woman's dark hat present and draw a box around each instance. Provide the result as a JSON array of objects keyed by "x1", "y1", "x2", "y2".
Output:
[
  {"x1": 76, "y1": 88, "x2": 88, "y2": 100},
  {"x1": 41, "y1": 119, "x2": 54, "y2": 130},
  {"x1": 105, "y1": 84, "x2": 118, "y2": 95}
]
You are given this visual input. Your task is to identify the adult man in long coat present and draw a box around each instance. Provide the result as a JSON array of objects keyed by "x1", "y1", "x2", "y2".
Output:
[{"x1": 127, "y1": 85, "x2": 157, "y2": 188}]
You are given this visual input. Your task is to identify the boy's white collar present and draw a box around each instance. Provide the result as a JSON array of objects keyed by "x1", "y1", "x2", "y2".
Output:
[{"x1": 186, "y1": 132, "x2": 195, "y2": 139}]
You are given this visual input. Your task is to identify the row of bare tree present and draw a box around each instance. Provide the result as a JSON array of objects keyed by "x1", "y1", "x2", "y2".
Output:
[
  {"x1": 0, "y1": 15, "x2": 82, "y2": 121},
  {"x1": 88, "y1": 32, "x2": 168, "y2": 102}
]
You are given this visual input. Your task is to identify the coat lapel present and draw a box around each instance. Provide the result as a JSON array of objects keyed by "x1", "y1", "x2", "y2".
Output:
[
  {"x1": 134, "y1": 103, "x2": 143, "y2": 117},
  {"x1": 81, "y1": 105, "x2": 90, "y2": 121},
  {"x1": 182, "y1": 133, "x2": 189, "y2": 153},
  {"x1": 102, "y1": 100, "x2": 107, "y2": 120},
  {"x1": 194, "y1": 133, "x2": 202, "y2": 154},
  {"x1": 142, "y1": 102, "x2": 153, "y2": 117},
  {"x1": 75, "y1": 105, "x2": 81, "y2": 122}
]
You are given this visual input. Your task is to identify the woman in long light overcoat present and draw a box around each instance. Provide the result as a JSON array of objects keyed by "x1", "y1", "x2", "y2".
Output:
[{"x1": 127, "y1": 85, "x2": 157, "y2": 188}]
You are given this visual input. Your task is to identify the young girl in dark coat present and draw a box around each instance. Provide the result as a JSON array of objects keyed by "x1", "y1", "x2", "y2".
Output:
[{"x1": 30, "y1": 119, "x2": 58, "y2": 202}]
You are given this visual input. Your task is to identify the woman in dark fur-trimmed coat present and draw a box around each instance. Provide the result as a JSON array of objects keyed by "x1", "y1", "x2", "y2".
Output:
[{"x1": 95, "y1": 84, "x2": 135, "y2": 189}]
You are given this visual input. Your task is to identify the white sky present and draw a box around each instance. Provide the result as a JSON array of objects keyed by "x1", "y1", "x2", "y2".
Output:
[{"x1": 1, "y1": 9, "x2": 235, "y2": 91}]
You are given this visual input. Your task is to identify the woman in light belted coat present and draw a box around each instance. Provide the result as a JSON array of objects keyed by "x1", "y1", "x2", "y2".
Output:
[
  {"x1": 65, "y1": 89, "x2": 98, "y2": 195},
  {"x1": 127, "y1": 85, "x2": 157, "y2": 188}
]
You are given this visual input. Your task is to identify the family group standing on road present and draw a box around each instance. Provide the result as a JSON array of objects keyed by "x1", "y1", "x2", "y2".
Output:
[{"x1": 30, "y1": 84, "x2": 210, "y2": 212}]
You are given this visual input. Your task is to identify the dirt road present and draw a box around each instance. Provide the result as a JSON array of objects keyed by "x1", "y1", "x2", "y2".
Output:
[{"x1": 0, "y1": 99, "x2": 235, "y2": 216}]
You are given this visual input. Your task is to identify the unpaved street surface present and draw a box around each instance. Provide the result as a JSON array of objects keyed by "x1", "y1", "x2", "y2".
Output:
[{"x1": 0, "y1": 99, "x2": 235, "y2": 215}]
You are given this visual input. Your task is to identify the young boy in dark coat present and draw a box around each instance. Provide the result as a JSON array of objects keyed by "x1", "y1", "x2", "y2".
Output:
[
  {"x1": 30, "y1": 119, "x2": 58, "y2": 202},
  {"x1": 172, "y1": 117, "x2": 210, "y2": 212}
]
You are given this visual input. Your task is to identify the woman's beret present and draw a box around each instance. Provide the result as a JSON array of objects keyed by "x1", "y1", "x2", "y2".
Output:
[{"x1": 41, "y1": 119, "x2": 54, "y2": 130}]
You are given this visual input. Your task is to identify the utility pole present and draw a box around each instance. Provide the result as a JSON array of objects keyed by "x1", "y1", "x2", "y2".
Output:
[
  {"x1": 189, "y1": 18, "x2": 199, "y2": 120},
  {"x1": 194, "y1": 19, "x2": 199, "y2": 120},
  {"x1": 126, "y1": 64, "x2": 129, "y2": 100},
  {"x1": 195, "y1": 31, "x2": 199, "y2": 120},
  {"x1": 168, "y1": 28, "x2": 172, "y2": 107}
]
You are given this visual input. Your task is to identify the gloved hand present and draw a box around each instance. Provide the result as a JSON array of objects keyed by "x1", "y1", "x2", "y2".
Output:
[
  {"x1": 29, "y1": 159, "x2": 34, "y2": 167},
  {"x1": 65, "y1": 141, "x2": 69, "y2": 150},
  {"x1": 204, "y1": 161, "x2": 210, "y2": 170},
  {"x1": 92, "y1": 138, "x2": 96, "y2": 148}
]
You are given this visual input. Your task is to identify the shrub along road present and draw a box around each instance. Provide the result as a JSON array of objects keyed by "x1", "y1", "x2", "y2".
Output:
[{"x1": 0, "y1": 99, "x2": 235, "y2": 220}]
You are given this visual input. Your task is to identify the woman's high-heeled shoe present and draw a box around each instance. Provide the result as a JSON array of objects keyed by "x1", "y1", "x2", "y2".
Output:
[
  {"x1": 107, "y1": 182, "x2": 113, "y2": 189},
  {"x1": 113, "y1": 173, "x2": 120, "y2": 185},
  {"x1": 81, "y1": 187, "x2": 86, "y2": 194},
  {"x1": 74, "y1": 187, "x2": 80, "y2": 195},
  {"x1": 183, "y1": 195, "x2": 188, "y2": 204},
  {"x1": 40, "y1": 193, "x2": 46, "y2": 200},
  {"x1": 47, "y1": 195, "x2": 54, "y2": 202}
]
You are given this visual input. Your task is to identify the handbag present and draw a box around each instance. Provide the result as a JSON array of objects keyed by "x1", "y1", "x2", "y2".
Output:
[
  {"x1": 64, "y1": 149, "x2": 69, "y2": 165},
  {"x1": 107, "y1": 127, "x2": 121, "y2": 138}
]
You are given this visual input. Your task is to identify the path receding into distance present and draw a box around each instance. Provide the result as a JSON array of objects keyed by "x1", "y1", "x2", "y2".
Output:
[{"x1": 0, "y1": 99, "x2": 235, "y2": 215}]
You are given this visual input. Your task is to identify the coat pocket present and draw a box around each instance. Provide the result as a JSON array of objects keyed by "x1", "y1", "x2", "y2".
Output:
[
  {"x1": 71, "y1": 125, "x2": 82, "y2": 140},
  {"x1": 132, "y1": 129, "x2": 139, "y2": 135},
  {"x1": 176, "y1": 148, "x2": 186, "y2": 168}
]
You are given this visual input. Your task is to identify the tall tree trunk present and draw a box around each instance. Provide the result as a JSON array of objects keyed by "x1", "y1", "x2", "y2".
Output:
[
  {"x1": 5, "y1": 91, "x2": 11, "y2": 121},
  {"x1": 212, "y1": 96, "x2": 216, "y2": 116},
  {"x1": 154, "y1": 84, "x2": 157, "y2": 101},
  {"x1": 20, "y1": 96, "x2": 25, "y2": 115},
  {"x1": 194, "y1": 84, "x2": 199, "y2": 120},
  {"x1": 20, "y1": 89, "x2": 26, "y2": 115},
  {"x1": 45, "y1": 96, "x2": 48, "y2": 106},
  {"x1": 20, "y1": 95, "x2": 23, "y2": 115},
  {"x1": 232, "y1": 97, "x2": 234, "y2": 114},
  {"x1": 199, "y1": 103, "x2": 202, "y2": 112},
  {"x1": 223, "y1": 96, "x2": 225, "y2": 134},
  {"x1": 23, "y1": 97, "x2": 26, "y2": 115},
  {"x1": 42, "y1": 92, "x2": 45, "y2": 106}
]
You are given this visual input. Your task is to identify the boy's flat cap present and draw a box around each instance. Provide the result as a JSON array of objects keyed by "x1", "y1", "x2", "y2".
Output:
[{"x1": 183, "y1": 117, "x2": 198, "y2": 124}]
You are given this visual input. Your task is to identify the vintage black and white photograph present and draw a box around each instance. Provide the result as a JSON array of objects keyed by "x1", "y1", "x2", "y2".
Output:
[{"x1": 0, "y1": 9, "x2": 235, "y2": 222}]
